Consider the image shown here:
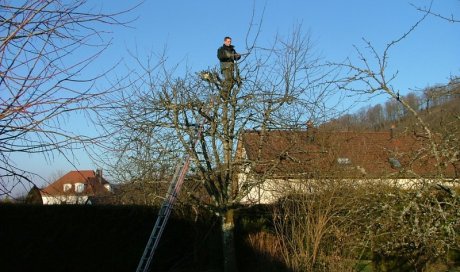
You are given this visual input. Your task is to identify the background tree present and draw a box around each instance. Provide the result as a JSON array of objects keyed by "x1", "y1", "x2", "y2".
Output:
[
  {"x1": 320, "y1": 81, "x2": 459, "y2": 133},
  {"x1": 366, "y1": 104, "x2": 385, "y2": 130},
  {"x1": 0, "y1": 0, "x2": 132, "y2": 196},
  {"x1": 403, "y1": 92, "x2": 420, "y2": 115}
]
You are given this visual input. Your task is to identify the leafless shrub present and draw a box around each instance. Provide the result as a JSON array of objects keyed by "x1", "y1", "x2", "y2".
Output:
[{"x1": 273, "y1": 179, "x2": 365, "y2": 272}]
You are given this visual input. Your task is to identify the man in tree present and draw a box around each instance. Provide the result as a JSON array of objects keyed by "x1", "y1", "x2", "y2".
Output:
[
  {"x1": 217, "y1": 36, "x2": 241, "y2": 90},
  {"x1": 107, "y1": 28, "x2": 324, "y2": 272}
]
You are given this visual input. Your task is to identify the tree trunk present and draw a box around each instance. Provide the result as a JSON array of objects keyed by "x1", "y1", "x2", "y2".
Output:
[{"x1": 222, "y1": 208, "x2": 237, "y2": 272}]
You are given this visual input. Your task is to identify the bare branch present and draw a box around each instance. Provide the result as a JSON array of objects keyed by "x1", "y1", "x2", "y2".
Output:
[{"x1": 0, "y1": 0, "x2": 136, "y2": 196}]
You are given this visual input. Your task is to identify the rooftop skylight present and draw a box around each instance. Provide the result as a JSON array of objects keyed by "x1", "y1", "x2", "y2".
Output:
[{"x1": 388, "y1": 157, "x2": 402, "y2": 169}]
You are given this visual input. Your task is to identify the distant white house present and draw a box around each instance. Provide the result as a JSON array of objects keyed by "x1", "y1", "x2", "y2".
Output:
[{"x1": 40, "y1": 169, "x2": 112, "y2": 204}]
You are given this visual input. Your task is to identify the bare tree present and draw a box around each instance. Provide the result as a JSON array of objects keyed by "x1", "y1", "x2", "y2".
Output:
[
  {"x1": 326, "y1": 1, "x2": 460, "y2": 269},
  {"x1": 102, "y1": 25, "x2": 338, "y2": 271},
  {"x1": 0, "y1": 0, "x2": 133, "y2": 196},
  {"x1": 329, "y1": 3, "x2": 457, "y2": 176}
]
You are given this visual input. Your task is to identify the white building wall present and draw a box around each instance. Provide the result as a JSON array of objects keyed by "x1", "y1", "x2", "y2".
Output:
[
  {"x1": 239, "y1": 176, "x2": 459, "y2": 205},
  {"x1": 41, "y1": 195, "x2": 90, "y2": 205}
]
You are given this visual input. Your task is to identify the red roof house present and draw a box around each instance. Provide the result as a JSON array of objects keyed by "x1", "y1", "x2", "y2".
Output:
[
  {"x1": 40, "y1": 169, "x2": 112, "y2": 204},
  {"x1": 236, "y1": 129, "x2": 458, "y2": 203}
]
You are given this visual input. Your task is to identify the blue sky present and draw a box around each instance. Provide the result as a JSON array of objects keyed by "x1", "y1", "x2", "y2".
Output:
[
  {"x1": 100, "y1": 0, "x2": 458, "y2": 89},
  {"x1": 13, "y1": 0, "x2": 459, "y2": 194}
]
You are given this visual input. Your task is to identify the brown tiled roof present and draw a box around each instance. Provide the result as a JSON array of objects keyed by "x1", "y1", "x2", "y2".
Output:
[
  {"x1": 41, "y1": 170, "x2": 111, "y2": 196},
  {"x1": 240, "y1": 130, "x2": 456, "y2": 178}
]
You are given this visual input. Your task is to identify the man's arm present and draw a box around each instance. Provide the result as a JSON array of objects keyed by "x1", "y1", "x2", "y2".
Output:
[
  {"x1": 217, "y1": 47, "x2": 224, "y2": 61},
  {"x1": 233, "y1": 50, "x2": 241, "y2": 61},
  {"x1": 218, "y1": 46, "x2": 241, "y2": 62}
]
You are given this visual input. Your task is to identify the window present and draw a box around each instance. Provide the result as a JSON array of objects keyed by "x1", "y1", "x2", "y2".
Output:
[
  {"x1": 75, "y1": 183, "x2": 85, "y2": 193},
  {"x1": 337, "y1": 157, "x2": 351, "y2": 165},
  {"x1": 63, "y1": 183, "x2": 72, "y2": 192},
  {"x1": 104, "y1": 184, "x2": 111, "y2": 192}
]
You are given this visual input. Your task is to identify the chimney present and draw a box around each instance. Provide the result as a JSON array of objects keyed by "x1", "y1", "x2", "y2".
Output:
[
  {"x1": 96, "y1": 169, "x2": 103, "y2": 183},
  {"x1": 306, "y1": 120, "x2": 316, "y2": 142},
  {"x1": 390, "y1": 124, "x2": 395, "y2": 139}
]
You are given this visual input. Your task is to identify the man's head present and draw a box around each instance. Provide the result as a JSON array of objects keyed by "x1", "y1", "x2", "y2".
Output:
[{"x1": 224, "y1": 36, "x2": 232, "y2": 46}]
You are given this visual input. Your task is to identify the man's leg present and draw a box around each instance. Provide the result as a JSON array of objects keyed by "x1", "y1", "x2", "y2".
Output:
[{"x1": 221, "y1": 67, "x2": 234, "y2": 100}]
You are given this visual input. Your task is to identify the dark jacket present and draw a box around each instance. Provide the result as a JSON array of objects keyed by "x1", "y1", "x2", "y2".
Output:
[{"x1": 217, "y1": 44, "x2": 241, "y2": 63}]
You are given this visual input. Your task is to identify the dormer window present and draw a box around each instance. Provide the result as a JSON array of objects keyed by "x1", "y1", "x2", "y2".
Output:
[
  {"x1": 75, "y1": 183, "x2": 85, "y2": 193},
  {"x1": 63, "y1": 183, "x2": 72, "y2": 192},
  {"x1": 104, "y1": 184, "x2": 111, "y2": 192},
  {"x1": 337, "y1": 157, "x2": 351, "y2": 165}
]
